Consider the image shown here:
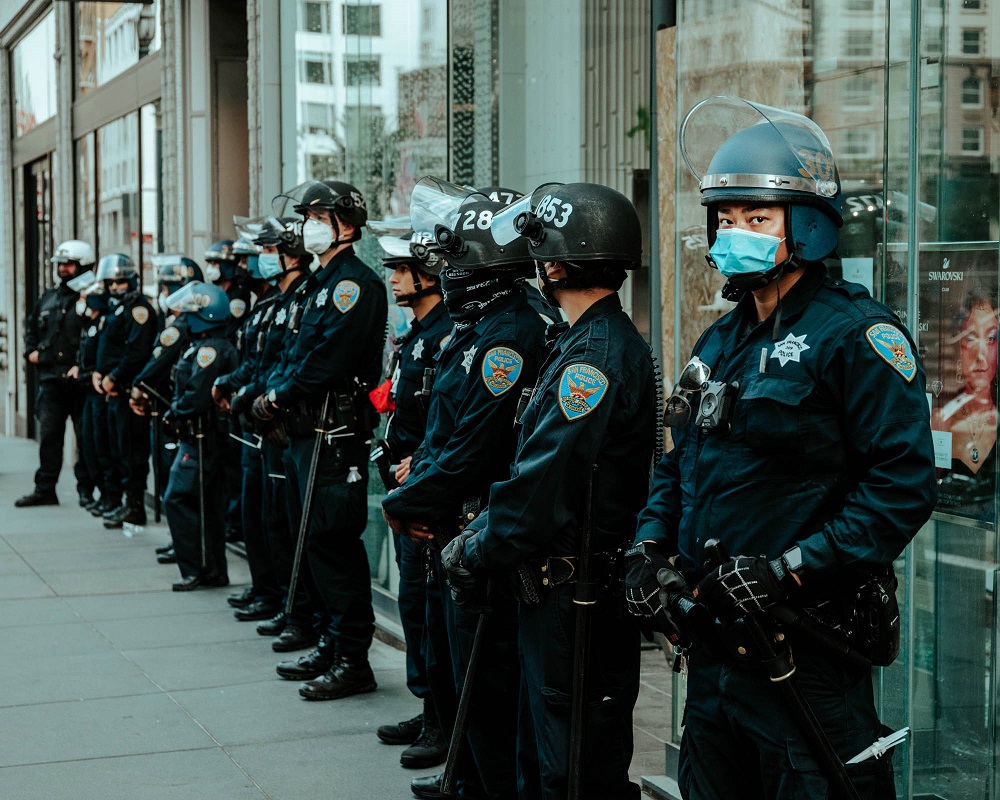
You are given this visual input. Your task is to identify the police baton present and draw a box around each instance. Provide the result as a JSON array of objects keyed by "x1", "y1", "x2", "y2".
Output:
[
  {"x1": 285, "y1": 392, "x2": 330, "y2": 618},
  {"x1": 702, "y1": 539, "x2": 862, "y2": 800},
  {"x1": 567, "y1": 465, "x2": 597, "y2": 800},
  {"x1": 196, "y1": 416, "x2": 207, "y2": 571}
]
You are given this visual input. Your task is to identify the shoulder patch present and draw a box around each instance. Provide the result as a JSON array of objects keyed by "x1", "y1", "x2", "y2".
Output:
[
  {"x1": 439, "y1": 334, "x2": 451, "y2": 351},
  {"x1": 865, "y1": 323, "x2": 917, "y2": 382},
  {"x1": 159, "y1": 326, "x2": 180, "y2": 347},
  {"x1": 196, "y1": 346, "x2": 218, "y2": 369},
  {"x1": 559, "y1": 363, "x2": 609, "y2": 421},
  {"x1": 131, "y1": 306, "x2": 148, "y2": 324},
  {"x1": 229, "y1": 299, "x2": 246, "y2": 318},
  {"x1": 481, "y1": 346, "x2": 523, "y2": 396},
  {"x1": 333, "y1": 280, "x2": 361, "y2": 313}
]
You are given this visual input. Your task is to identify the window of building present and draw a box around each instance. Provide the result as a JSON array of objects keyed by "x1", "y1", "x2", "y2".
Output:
[
  {"x1": 302, "y1": 101, "x2": 336, "y2": 134},
  {"x1": 308, "y1": 152, "x2": 345, "y2": 179},
  {"x1": 845, "y1": 30, "x2": 874, "y2": 58},
  {"x1": 921, "y1": 119, "x2": 943, "y2": 152},
  {"x1": 961, "y1": 126, "x2": 984, "y2": 154},
  {"x1": 344, "y1": 56, "x2": 381, "y2": 86},
  {"x1": 300, "y1": 53, "x2": 333, "y2": 84},
  {"x1": 963, "y1": 0, "x2": 983, "y2": 9},
  {"x1": 842, "y1": 129, "x2": 877, "y2": 158},
  {"x1": 75, "y1": 0, "x2": 161, "y2": 98},
  {"x1": 343, "y1": 4, "x2": 382, "y2": 36},
  {"x1": 12, "y1": 11, "x2": 57, "y2": 137},
  {"x1": 843, "y1": 74, "x2": 875, "y2": 108},
  {"x1": 962, "y1": 76, "x2": 984, "y2": 107},
  {"x1": 300, "y1": 0, "x2": 331, "y2": 34},
  {"x1": 962, "y1": 28, "x2": 984, "y2": 54},
  {"x1": 846, "y1": 0, "x2": 873, "y2": 9}
]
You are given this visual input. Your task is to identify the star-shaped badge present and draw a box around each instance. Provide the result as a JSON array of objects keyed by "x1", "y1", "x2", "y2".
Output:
[
  {"x1": 412, "y1": 339, "x2": 425, "y2": 361},
  {"x1": 770, "y1": 332, "x2": 810, "y2": 367},
  {"x1": 462, "y1": 345, "x2": 478, "y2": 374},
  {"x1": 274, "y1": 308, "x2": 287, "y2": 326},
  {"x1": 316, "y1": 288, "x2": 329, "y2": 308}
]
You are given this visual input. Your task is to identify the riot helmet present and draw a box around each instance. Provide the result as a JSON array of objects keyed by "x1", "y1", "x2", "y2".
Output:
[
  {"x1": 241, "y1": 216, "x2": 311, "y2": 283},
  {"x1": 95, "y1": 253, "x2": 139, "y2": 297},
  {"x1": 51, "y1": 239, "x2": 96, "y2": 283},
  {"x1": 272, "y1": 180, "x2": 368, "y2": 249},
  {"x1": 66, "y1": 270, "x2": 98, "y2": 293},
  {"x1": 680, "y1": 96, "x2": 843, "y2": 289},
  {"x1": 378, "y1": 230, "x2": 442, "y2": 306},
  {"x1": 232, "y1": 236, "x2": 261, "y2": 280},
  {"x1": 203, "y1": 240, "x2": 238, "y2": 283},
  {"x1": 165, "y1": 281, "x2": 231, "y2": 334},
  {"x1": 153, "y1": 255, "x2": 204, "y2": 314}
]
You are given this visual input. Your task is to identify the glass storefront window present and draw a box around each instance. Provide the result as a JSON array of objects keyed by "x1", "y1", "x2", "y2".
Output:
[
  {"x1": 12, "y1": 11, "x2": 57, "y2": 137},
  {"x1": 97, "y1": 113, "x2": 140, "y2": 270},
  {"x1": 140, "y1": 102, "x2": 164, "y2": 288},
  {"x1": 76, "y1": 0, "x2": 162, "y2": 97},
  {"x1": 76, "y1": 134, "x2": 97, "y2": 248}
]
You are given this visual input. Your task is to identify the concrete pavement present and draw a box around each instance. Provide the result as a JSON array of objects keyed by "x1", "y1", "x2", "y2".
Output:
[{"x1": 0, "y1": 435, "x2": 672, "y2": 799}]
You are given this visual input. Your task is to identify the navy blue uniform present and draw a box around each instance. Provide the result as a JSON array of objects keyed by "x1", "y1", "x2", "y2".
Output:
[
  {"x1": 163, "y1": 333, "x2": 238, "y2": 580},
  {"x1": 95, "y1": 291, "x2": 157, "y2": 501},
  {"x1": 266, "y1": 248, "x2": 388, "y2": 661},
  {"x1": 635, "y1": 268, "x2": 937, "y2": 799},
  {"x1": 23, "y1": 283, "x2": 90, "y2": 498},
  {"x1": 78, "y1": 311, "x2": 112, "y2": 502},
  {"x1": 383, "y1": 289, "x2": 546, "y2": 799},
  {"x1": 222, "y1": 282, "x2": 253, "y2": 537},
  {"x1": 464, "y1": 293, "x2": 655, "y2": 800},
  {"x1": 384, "y1": 300, "x2": 452, "y2": 704}
]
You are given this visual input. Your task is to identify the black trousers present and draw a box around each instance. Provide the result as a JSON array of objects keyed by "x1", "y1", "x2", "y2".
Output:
[
  {"x1": 107, "y1": 395, "x2": 150, "y2": 500},
  {"x1": 93, "y1": 397, "x2": 123, "y2": 507},
  {"x1": 283, "y1": 433, "x2": 374, "y2": 659},
  {"x1": 163, "y1": 441, "x2": 227, "y2": 579},
  {"x1": 224, "y1": 419, "x2": 243, "y2": 535},
  {"x1": 242, "y1": 443, "x2": 280, "y2": 603},
  {"x1": 394, "y1": 532, "x2": 430, "y2": 699},
  {"x1": 33, "y1": 377, "x2": 90, "y2": 496},
  {"x1": 80, "y1": 392, "x2": 111, "y2": 499}
]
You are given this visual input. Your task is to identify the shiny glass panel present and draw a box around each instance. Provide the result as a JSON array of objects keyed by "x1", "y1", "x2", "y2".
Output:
[
  {"x1": 97, "y1": 113, "x2": 141, "y2": 272},
  {"x1": 12, "y1": 11, "x2": 57, "y2": 137},
  {"x1": 139, "y1": 102, "x2": 163, "y2": 290},
  {"x1": 76, "y1": 1, "x2": 162, "y2": 97},
  {"x1": 76, "y1": 134, "x2": 97, "y2": 249}
]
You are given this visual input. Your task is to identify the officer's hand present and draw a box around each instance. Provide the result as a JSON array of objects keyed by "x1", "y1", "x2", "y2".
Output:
[
  {"x1": 129, "y1": 388, "x2": 149, "y2": 416},
  {"x1": 441, "y1": 531, "x2": 477, "y2": 592},
  {"x1": 382, "y1": 508, "x2": 409, "y2": 536},
  {"x1": 394, "y1": 455, "x2": 412, "y2": 485},
  {"x1": 405, "y1": 519, "x2": 435, "y2": 543},
  {"x1": 695, "y1": 555, "x2": 791, "y2": 621},
  {"x1": 92, "y1": 372, "x2": 103, "y2": 394},
  {"x1": 27, "y1": 350, "x2": 39, "y2": 365},
  {"x1": 624, "y1": 542, "x2": 684, "y2": 639},
  {"x1": 66, "y1": 365, "x2": 79, "y2": 380},
  {"x1": 211, "y1": 384, "x2": 231, "y2": 411},
  {"x1": 101, "y1": 375, "x2": 118, "y2": 396},
  {"x1": 251, "y1": 394, "x2": 276, "y2": 424}
]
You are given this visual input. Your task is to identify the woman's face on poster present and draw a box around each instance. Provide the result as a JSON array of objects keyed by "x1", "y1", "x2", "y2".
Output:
[{"x1": 960, "y1": 303, "x2": 999, "y2": 396}]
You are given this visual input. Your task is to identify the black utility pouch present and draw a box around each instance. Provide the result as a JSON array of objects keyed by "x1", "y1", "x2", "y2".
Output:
[{"x1": 850, "y1": 567, "x2": 900, "y2": 667}]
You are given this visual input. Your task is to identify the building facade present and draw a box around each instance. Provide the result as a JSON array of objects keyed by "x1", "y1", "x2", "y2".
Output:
[{"x1": 1, "y1": 1, "x2": 998, "y2": 797}]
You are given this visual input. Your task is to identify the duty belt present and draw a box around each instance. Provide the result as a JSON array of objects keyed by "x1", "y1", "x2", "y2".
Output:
[{"x1": 514, "y1": 550, "x2": 624, "y2": 604}]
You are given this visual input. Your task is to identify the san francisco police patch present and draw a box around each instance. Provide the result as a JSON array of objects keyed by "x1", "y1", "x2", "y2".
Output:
[
  {"x1": 160, "y1": 326, "x2": 180, "y2": 347},
  {"x1": 559, "y1": 364, "x2": 609, "y2": 421},
  {"x1": 439, "y1": 334, "x2": 451, "y2": 350},
  {"x1": 131, "y1": 306, "x2": 149, "y2": 325},
  {"x1": 481, "y1": 346, "x2": 523, "y2": 396},
  {"x1": 196, "y1": 346, "x2": 217, "y2": 368},
  {"x1": 865, "y1": 323, "x2": 916, "y2": 382},
  {"x1": 229, "y1": 299, "x2": 246, "y2": 319},
  {"x1": 333, "y1": 280, "x2": 361, "y2": 313}
]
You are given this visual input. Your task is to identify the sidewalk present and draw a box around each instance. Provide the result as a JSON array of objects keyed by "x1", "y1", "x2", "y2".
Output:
[{"x1": 0, "y1": 435, "x2": 672, "y2": 799}]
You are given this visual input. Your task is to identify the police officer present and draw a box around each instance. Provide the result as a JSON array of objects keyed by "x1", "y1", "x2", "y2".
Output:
[
  {"x1": 381, "y1": 180, "x2": 546, "y2": 799},
  {"x1": 77, "y1": 287, "x2": 114, "y2": 515},
  {"x1": 623, "y1": 97, "x2": 938, "y2": 800},
  {"x1": 252, "y1": 181, "x2": 387, "y2": 700},
  {"x1": 162, "y1": 281, "x2": 237, "y2": 590},
  {"x1": 440, "y1": 183, "x2": 654, "y2": 799},
  {"x1": 92, "y1": 253, "x2": 157, "y2": 528},
  {"x1": 131, "y1": 256, "x2": 205, "y2": 561},
  {"x1": 373, "y1": 231, "x2": 450, "y2": 769},
  {"x1": 16, "y1": 240, "x2": 95, "y2": 508}
]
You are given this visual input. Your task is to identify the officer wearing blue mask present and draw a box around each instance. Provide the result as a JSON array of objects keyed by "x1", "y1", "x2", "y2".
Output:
[{"x1": 623, "y1": 97, "x2": 938, "y2": 799}]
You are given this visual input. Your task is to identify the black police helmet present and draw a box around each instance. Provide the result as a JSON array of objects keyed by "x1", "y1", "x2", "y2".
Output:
[
  {"x1": 155, "y1": 256, "x2": 204, "y2": 289},
  {"x1": 95, "y1": 253, "x2": 139, "y2": 290},
  {"x1": 291, "y1": 180, "x2": 368, "y2": 229},
  {"x1": 435, "y1": 198, "x2": 533, "y2": 271},
  {"x1": 253, "y1": 217, "x2": 311, "y2": 259}
]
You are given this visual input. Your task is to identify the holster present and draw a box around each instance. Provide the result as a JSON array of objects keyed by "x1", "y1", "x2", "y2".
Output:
[
  {"x1": 284, "y1": 387, "x2": 377, "y2": 438},
  {"x1": 511, "y1": 550, "x2": 624, "y2": 605}
]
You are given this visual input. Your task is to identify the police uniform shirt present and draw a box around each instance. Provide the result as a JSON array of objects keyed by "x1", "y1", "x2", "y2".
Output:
[
  {"x1": 464, "y1": 293, "x2": 656, "y2": 572},
  {"x1": 385, "y1": 301, "x2": 452, "y2": 458},
  {"x1": 241, "y1": 274, "x2": 310, "y2": 402},
  {"x1": 266, "y1": 248, "x2": 388, "y2": 405},
  {"x1": 171, "y1": 334, "x2": 239, "y2": 419},
  {"x1": 24, "y1": 284, "x2": 86, "y2": 380},
  {"x1": 77, "y1": 311, "x2": 107, "y2": 386},
  {"x1": 95, "y1": 292, "x2": 157, "y2": 389},
  {"x1": 134, "y1": 314, "x2": 191, "y2": 394},
  {"x1": 214, "y1": 290, "x2": 279, "y2": 397},
  {"x1": 223, "y1": 282, "x2": 253, "y2": 340},
  {"x1": 634, "y1": 266, "x2": 938, "y2": 588},
  {"x1": 381, "y1": 290, "x2": 546, "y2": 523}
]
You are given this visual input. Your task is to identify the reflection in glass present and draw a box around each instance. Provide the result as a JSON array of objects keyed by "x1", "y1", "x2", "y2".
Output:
[
  {"x1": 76, "y1": 1, "x2": 161, "y2": 97},
  {"x1": 12, "y1": 12, "x2": 57, "y2": 137},
  {"x1": 76, "y1": 134, "x2": 97, "y2": 248},
  {"x1": 98, "y1": 113, "x2": 140, "y2": 270},
  {"x1": 140, "y1": 103, "x2": 164, "y2": 290}
]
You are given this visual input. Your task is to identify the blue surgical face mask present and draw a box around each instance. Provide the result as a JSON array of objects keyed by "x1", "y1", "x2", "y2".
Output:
[
  {"x1": 257, "y1": 253, "x2": 284, "y2": 281},
  {"x1": 709, "y1": 228, "x2": 785, "y2": 278}
]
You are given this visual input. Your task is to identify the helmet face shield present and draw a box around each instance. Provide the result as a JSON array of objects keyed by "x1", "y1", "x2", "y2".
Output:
[
  {"x1": 66, "y1": 270, "x2": 97, "y2": 293},
  {"x1": 165, "y1": 282, "x2": 211, "y2": 314},
  {"x1": 409, "y1": 177, "x2": 485, "y2": 236},
  {"x1": 95, "y1": 253, "x2": 138, "y2": 283}
]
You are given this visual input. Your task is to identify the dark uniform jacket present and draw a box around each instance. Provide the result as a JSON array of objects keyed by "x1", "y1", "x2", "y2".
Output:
[
  {"x1": 223, "y1": 282, "x2": 253, "y2": 340},
  {"x1": 385, "y1": 300, "x2": 452, "y2": 459},
  {"x1": 170, "y1": 332, "x2": 238, "y2": 430},
  {"x1": 266, "y1": 248, "x2": 387, "y2": 406},
  {"x1": 634, "y1": 266, "x2": 937, "y2": 595},
  {"x1": 134, "y1": 314, "x2": 191, "y2": 397},
  {"x1": 382, "y1": 290, "x2": 546, "y2": 526},
  {"x1": 77, "y1": 311, "x2": 108, "y2": 393},
  {"x1": 465, "y1": 293, "x2": 656, "y2": 572},
  {"x1": 214, "y1": 289, "x2": 280, "y2": 397},
  {"x1": 95, "y1": 291, "x2": 157, "y2": 391},
  {"x1": 24, "y1": 284, "x2": 85, "y2": 381}
]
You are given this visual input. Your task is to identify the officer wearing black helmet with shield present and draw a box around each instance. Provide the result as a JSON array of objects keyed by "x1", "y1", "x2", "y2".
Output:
[
  {"x1": 623, "y1": 97, "x2": 937, "y2": 799},
  {"x1": 253, "y1": 181, "x2": 387, "y2": 701},
  {"x1": 439, "y1": 182, "x2": 656, "y2": 799}
]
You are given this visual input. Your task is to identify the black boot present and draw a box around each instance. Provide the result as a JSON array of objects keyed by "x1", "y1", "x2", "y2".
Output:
[
  {"x1": 91, "y1": 498, "x2": 119, "y2": 517},
  {"x1": 103, "y1": 497, "x2": 146, "y2": 529},
  {"x1": 298, "y1": 655, "x2": 377, "y2": 701},
  {"x1": 275, "y1": 646, "x2": 336, "y2": 680},
  {"x1": 400, "y1": 699, "x2": 447, "y2": 768},
  {"x1": 410, "y1": 774, "x2": 457, "y2": 799},
  {"x1": 376, "y1": 711, "x2": 423, "y2": 745},
  {"x1": 14, "y1": 490, "x2": 58, "y2": 508}
]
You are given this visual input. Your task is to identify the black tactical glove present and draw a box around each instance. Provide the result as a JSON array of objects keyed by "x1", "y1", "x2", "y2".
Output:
[
  {"x1": 695, "y1": 555, "x2": 791, "y2": 622},
  {"x1": 251, "y1": 394, "x2": 277, "y2": 425},
  {"x1": 624, "y1": 542, "x2": 685, "y2": 640},
  {"x1": 441, "y1": 531, "x2": 477, "y2": 592},
  {"x1": 231, "y1": 387, "x2": 252, "y2": 418}
]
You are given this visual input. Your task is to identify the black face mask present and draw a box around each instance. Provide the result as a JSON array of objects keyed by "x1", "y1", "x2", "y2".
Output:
[{"x1": 440, "y1": 266, "x2": 527, "y2": 329}]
